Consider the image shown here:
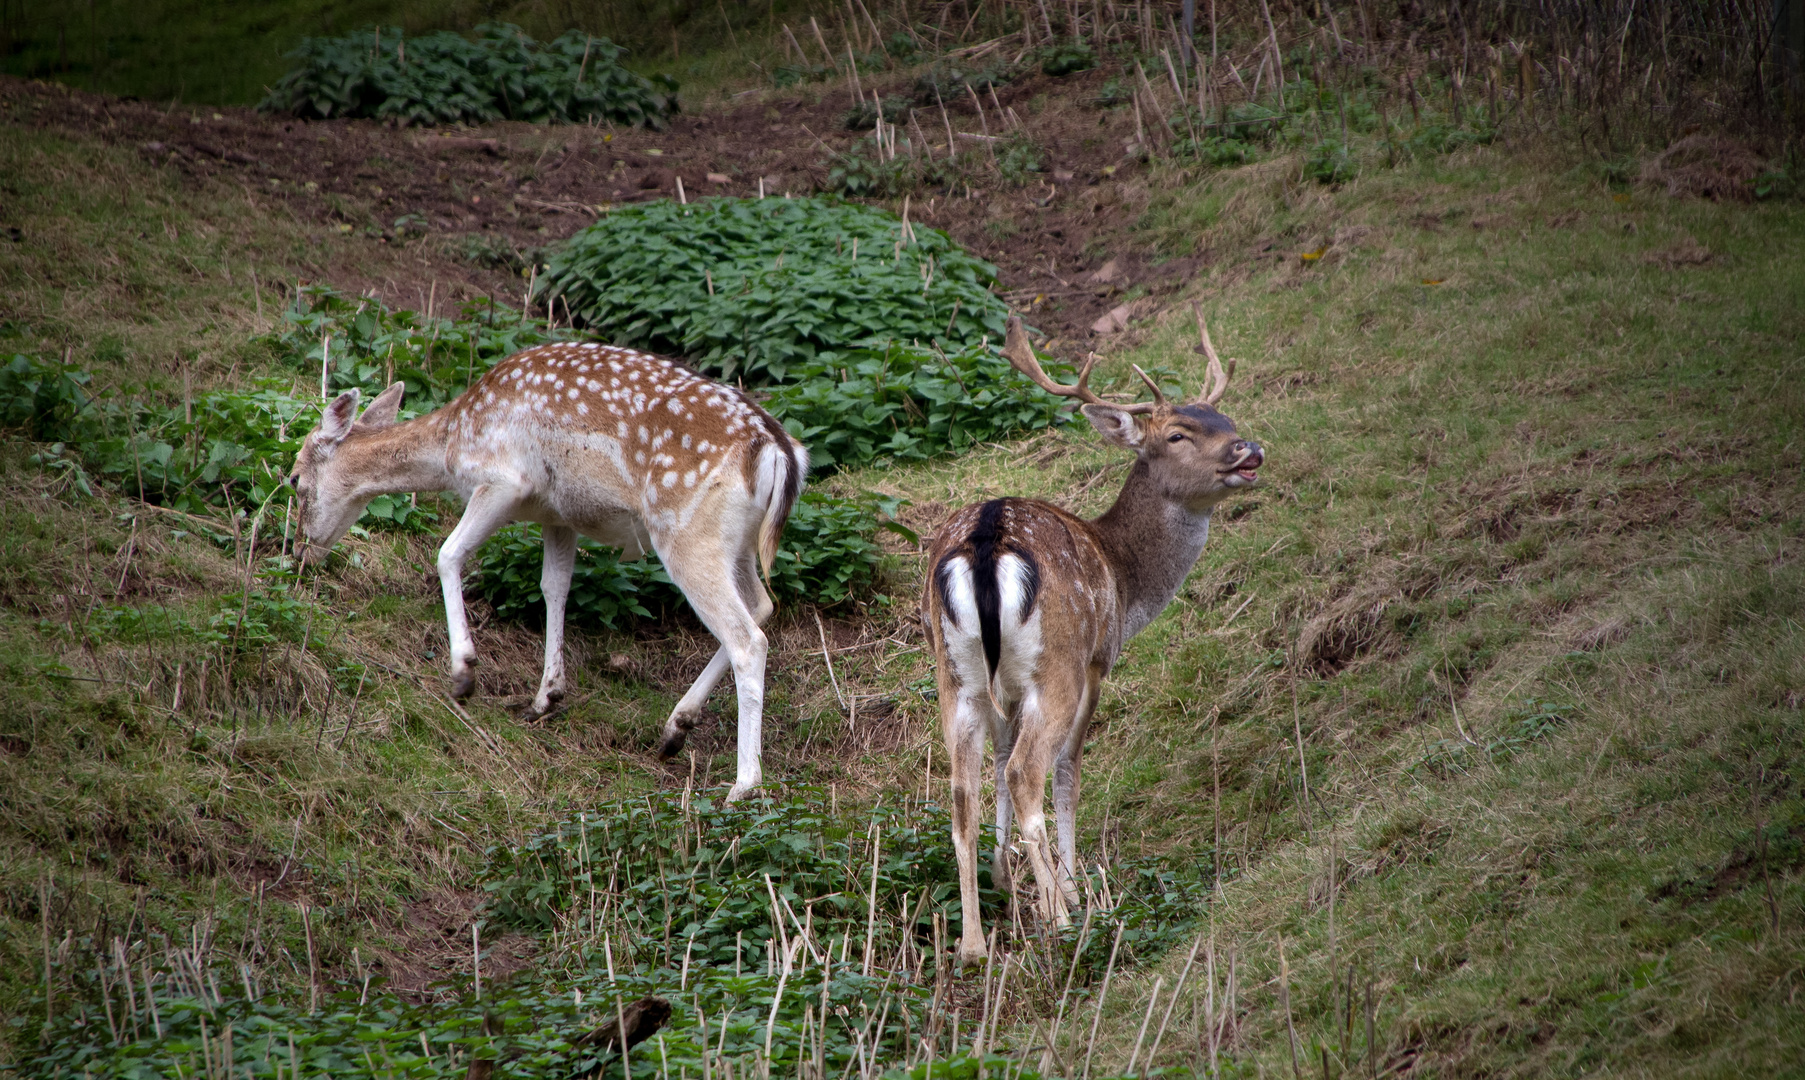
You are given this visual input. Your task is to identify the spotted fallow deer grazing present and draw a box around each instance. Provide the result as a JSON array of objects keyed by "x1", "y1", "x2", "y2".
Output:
[
  {"x1": 287, "y1": 341, "x2": 808, "y2": 801},
  {"x1": 922, "y1": 308, "x2": 1264, "y2": 966}
]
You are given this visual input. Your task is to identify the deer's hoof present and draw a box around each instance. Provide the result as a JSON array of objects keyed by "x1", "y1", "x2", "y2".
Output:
[
  {"x1": 954, "y1": 941, "x2": 989, "y2": 971},
  {"x1": 725, "y1": 779, "x2": 758, "y2": 803},
  {"x1": 523, "y1": 690, "x2": 564, "y2": 721},
  {"x1": 656, "y1": 727, "x2": 688, "y2": 760},
  {"x1": 451, "y1": 669, "x2": 476, "y2": 700}
]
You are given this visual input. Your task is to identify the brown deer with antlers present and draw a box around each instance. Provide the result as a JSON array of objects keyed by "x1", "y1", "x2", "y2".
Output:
[
  {"x1": 287, "y1": 341, "x2": 808, "y2": 801},
  {"x1": 921, "y1": 307, "x2": 1264, "y2": 966}
]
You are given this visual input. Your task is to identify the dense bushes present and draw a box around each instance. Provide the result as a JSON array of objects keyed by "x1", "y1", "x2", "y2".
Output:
[
  {"x1": 258, "y1": 24, "x2": 677, "y2": 128},
  {"x1": 762, "y1": 341, "x2": 1066, "y2": 470},
  {"x1": 536, "y1": 196, "x2": 1009, "y2": 383}
]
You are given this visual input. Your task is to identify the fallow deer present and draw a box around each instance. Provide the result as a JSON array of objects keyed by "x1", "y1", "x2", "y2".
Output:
[
  {"x1": 921, "y1": 308, "x2": 1263, "y2": 966},
  {"x1": 287, "y1": 341, "x2": 809, "y2": 801}
]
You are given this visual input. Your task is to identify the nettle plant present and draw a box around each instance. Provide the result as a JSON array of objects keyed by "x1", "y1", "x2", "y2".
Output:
[
  {"x1": 258, "y1": 24, "x2": 678, "y2": 128},
  {"x1": 536, "y1": 196, "x2": 1009, "y2": 384}
]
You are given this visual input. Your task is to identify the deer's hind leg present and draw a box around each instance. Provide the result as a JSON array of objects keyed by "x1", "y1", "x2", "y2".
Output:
[
  {"x1": 1004, "y1": 666, "x2": 1088, "y2": 928},
  {"x1": 658, "y1": 546, "x2": 774, "y2": 761},
  {"x1": 652, "y1": 512, "x2": 771, "y2": 802},
  {"x1": 526, "y1": 523, "x2": 578, "y2": 719},
  {"x1": 938, "y1": 626, "x2": 1000, "y2": 969},
  {"x1": 991, "y1": 704, "x2": 1019, "y2": 903}
]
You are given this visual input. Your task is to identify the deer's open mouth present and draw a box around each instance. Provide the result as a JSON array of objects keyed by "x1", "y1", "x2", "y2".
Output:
[{"x1": 1222, "y1": 447, "x2": 1262, "y2": 485}]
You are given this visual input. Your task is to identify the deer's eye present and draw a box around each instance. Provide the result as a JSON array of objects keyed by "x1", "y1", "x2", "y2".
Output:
[{"x1": 1167, "y1": 432, "x2": 1187, "y2": 444}]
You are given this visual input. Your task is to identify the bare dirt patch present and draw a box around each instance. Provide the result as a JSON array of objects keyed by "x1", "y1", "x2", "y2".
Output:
[{"x1": 2, "y1": 69, "x2": 1195, "y2": 348}]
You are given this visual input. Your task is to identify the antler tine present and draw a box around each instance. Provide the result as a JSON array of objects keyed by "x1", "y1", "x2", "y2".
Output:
[
  {"x1": 1190, "y1": 301, "x2": 1237, "y2": 407},
  {"x1": 1002, "y1": 316, "x2": 1157, "y2": 413},
  {"x1": 1003, "y1": 315, "x2": 1097, "y2": 402},
  {"x1": 1130, "y1": 364, "x2": 1167, "y2": 405}
]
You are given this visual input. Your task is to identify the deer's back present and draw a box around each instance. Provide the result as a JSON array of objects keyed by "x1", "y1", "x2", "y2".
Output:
[{"x1": 428, "y1": 342, "x2": 797, "y2": 527}]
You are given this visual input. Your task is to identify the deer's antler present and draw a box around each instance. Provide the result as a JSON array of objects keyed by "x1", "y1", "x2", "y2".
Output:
[
  {"x1": 1190, "y1": 301, "x2": 1238, "y2": 408},
  {"x1": 1002, "y1": 316, "x2": 1156, "y2": 414}
]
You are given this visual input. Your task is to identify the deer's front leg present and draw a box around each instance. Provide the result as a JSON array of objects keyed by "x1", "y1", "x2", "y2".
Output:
[
  {"x1": 527, "y1": 524, "x2": 578, "y2": 718},
  {"x1": 436, "y1": 482, "x2": 524, "y2": 700}
]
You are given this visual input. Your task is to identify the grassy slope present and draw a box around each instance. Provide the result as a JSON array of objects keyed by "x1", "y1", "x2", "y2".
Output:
[
  {"x1": 3, "y1": 88, "x2": 1804, "y2": 1080},
  {"x1": 862, "y1": 151, "x2": 1805, "y2": 1075}
]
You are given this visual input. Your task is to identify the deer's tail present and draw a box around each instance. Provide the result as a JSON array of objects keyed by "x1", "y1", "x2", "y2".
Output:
[{"x1": 753, "y1": 431, "x2": 808, "y2": 587}]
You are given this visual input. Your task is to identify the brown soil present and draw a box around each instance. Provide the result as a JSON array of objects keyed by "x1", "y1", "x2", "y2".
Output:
[
  {"x1": 364, "y1": 887, "x2": 541, "y2": 1002},
  {"x1": 1, "y1": 67, "x2": 1204, "y2": 348}
]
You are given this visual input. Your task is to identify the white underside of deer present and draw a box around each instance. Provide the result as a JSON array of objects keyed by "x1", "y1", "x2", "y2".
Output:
[
  {"x1": 923, "y1": 311, "x2": 1263, "y2": 967},
  {"x1": 288, "y1": 342, "x2": 807, "y2": 801}
]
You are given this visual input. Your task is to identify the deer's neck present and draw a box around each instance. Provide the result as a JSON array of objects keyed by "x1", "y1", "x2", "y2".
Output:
[
  {"x1": 1090, "y1": 459, "x2": 1214, "y2": 641},
  {"x1": 335, "y1": 414, "x2": 457, "y2": 500}
]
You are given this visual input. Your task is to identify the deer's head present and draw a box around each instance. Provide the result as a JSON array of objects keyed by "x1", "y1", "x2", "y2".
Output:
[
  {"x1": 287, "y1": 381, "x2": 406, "y2": 566},
  {"x1": 1003, "y1": 308, "x2": 1263, "y2": 512}
]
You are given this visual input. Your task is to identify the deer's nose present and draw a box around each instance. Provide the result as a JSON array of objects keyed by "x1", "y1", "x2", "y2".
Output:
[{"x1": 1235, "y1": 441, "x2": 1264, "y2": 468}]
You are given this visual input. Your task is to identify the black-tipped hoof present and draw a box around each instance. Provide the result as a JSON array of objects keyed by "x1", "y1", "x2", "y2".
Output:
[
  {"x1": 451, "y1": 670, "x2": 476, "y2": 700},
  {"x1": 522, "y1": 689, "x2": 565, "y2": 721},
  {"x1": 656, "y1": 729, "x2": 688, "y2": 760}
]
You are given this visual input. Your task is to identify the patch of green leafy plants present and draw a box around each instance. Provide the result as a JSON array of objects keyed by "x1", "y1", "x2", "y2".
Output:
[
  {"x1": 482, "y1": 789, "x2": 1212, "y2": 983},
  {"x1": 18, "y1": 787, "x2": 1201, "y2": 1079},
  {"x1": 258, "y1": 24, "x2": 678, "y2": 128},
  {"x1": 771, "y1": 61, "x2": 831, "y2": 88},
  {"x1": 1302, "y1": 138, "x2": 1356, "y2": 184},
  {"x1": 1090, "y1": 78, "x2": 1133, "y2": 108},
  {"x1": 481, "y1": 789, "x2": 1002, "y2": 945},
  {"x1": 841, "y1": 95, "x2": 913, "y2": 131},
  {"x1": 911, "y1": 60, "x2": 1018, "y2": 106},
  {"x1": 536, "y1": 196, "x2": 1010, "y2": 383},
  {"x1": 1036, "y1": 42, "x2": 1097, "y2": 77},
  {"x1": 0, "y1": 353, "x2": 428, "y2": 529},
  {"x1": 761, "y1": 341, "x2": 1067, "y2": 470},
  {"x1": 824, "y1": 146, "x2": 921, "y2": 198},
  {"x1": 995, "y1": 134, "x2": 1047, "y2": 185},
  {"x1": 0, "y1": 285, "x2": 571, "y2": 528},
  {"x1": 263, "y1": 285, "x2": 569, "y2": 412}
]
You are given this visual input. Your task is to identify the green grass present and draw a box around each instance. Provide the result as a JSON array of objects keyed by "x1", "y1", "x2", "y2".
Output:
[
  {"x1": 3, "y1": 57, "x2": 1804, "y2": 1080},
  {"x1": 855, "y1": 148, "x2": 1805, "y2": 1075}
]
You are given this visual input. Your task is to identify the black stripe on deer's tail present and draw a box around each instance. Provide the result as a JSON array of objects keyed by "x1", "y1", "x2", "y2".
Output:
[{"x1": 969, "y1": 499, "x2": 1040, "y2": 681}]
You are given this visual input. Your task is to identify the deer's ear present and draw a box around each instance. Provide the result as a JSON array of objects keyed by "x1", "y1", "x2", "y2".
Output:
[
  {"x1": 355, "y1": 381, "x2": 406, "y2": 431},
  {"x1": 1081, "y1": 403, "x2": 1145, "y2": 449},
  {"x1": 316, "y1": 389, "x2": 361, "y2": 445}
]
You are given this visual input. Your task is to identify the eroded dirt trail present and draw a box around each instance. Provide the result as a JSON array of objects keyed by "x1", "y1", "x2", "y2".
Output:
[{"x1": 2, "y1": 67, "x2": 1210, "y2": 345}]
